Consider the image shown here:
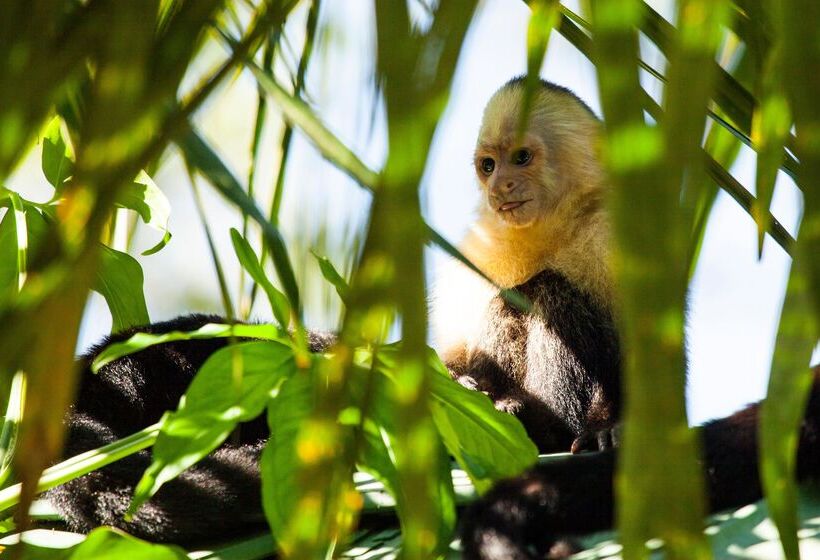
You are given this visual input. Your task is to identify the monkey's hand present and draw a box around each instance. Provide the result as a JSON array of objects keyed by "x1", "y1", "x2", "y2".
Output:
[
  {"x1": 453, "y1": 374, "x2": 527, "y2": 415},
  {"x1": 570, "y1": 423, "x2": 622, "y2": 454}
]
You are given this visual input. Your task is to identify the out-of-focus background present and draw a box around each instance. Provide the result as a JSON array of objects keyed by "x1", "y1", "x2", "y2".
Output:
[{"x1": 7, "y1": 0, "x2": 811, "y2": 424}]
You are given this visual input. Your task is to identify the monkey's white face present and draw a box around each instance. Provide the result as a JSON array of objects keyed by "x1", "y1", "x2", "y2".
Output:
[{"x1": 474, "y1": 132, "x2": 554, "y2": 228}]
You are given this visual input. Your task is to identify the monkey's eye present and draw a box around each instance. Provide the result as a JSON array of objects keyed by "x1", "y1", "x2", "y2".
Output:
[
  {"x1": 513, "y1": 149, "x2": 532, "y2": 166},
  {"x1": 479, "y1": 157, "x2": 495, "y2": 175}
]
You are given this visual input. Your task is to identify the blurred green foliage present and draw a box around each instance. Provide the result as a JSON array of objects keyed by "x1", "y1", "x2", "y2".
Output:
[{"x1": 0, "y1": 1, "x2": 817, "y2": 559}]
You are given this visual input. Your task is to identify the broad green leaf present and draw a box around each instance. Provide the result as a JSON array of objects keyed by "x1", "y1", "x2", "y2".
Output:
[
  {"x1": 375, "y1": 347, "x2": 537, "y2": 493},
  {"x1": 93, "y1": 245, "x2": 150, "y2": 332},
  {"x1": 230, "y1": 227, "x2": 290, "y2": 328},
  {"x1": 91, "y1": 322, "x2": 287, "y2": 371},
  {"x1": 177, "y1": 127, "x2": 301, "y2": 316},
  {"x1": 115, "y1": 170, "x2": 172, "y2": 255},
  {"x1": 2, "y1": 526, "x2": 187, "y2": 559},
  {"x1": 41, "y1": 116, "x2": 74, "y2": 193},
  {"x1": 311, "y1": 250, "x2": 349, "y2": 304},
  {"x1": 69, "y1": 527, "x2": 188, "y2": 560},
  {"x1": 260, "y1": 364, "x2": 316, "y2": 554},
  {"x1": 128, "y1": 341, "x2": 296, "y2": 516},
  {"x1": 348, "y1": 359, "x2": 457, "y2": 549}
]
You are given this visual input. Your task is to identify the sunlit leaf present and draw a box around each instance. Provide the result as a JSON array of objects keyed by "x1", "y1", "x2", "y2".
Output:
[
  {"x1": 93, "y1": 246, "x2": 150, "y2": 332},
  {"x1": 0, "y1": 423, "x2": 160, "y2": 515},
  {"x1": 260, "y1": 362, "x2": 325, "y2": 556},
  {"x1": 0, "y1": 198, "x2": 48, "y2": 304},
  {"x1": 128, "y1": 341, "x2": 296, "y2": 517},
  {"x1": 375, "y1": 346, "x2": 537, "y2": 493},
  {"x1": 230, "y1": 228, "x2": 290, "y2": 328},
  {"x1": 41, "y1": 117, "x2": 74, "y2": 193},
  {"x1": 115, "y1": 171, "x2": 172, "y2": 255},
  {"x1": 69, "y1": 527, "x2": 187, "y2": 559},
  {"x1": 311, "y1": 250, "x2": 349, "y2": 304},
  {"x1": 351, "y1": 355, "x2": 457, "y2": 550},
  {"x1": 91, "y1": 322, "x2": 286, "y2": 371}
]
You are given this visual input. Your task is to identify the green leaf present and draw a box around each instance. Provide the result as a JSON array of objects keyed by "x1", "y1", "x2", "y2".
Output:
[
  {"x1": 8, "y1": 193, "x2": 28, "y2": 293},
  {"x1": 176, "y1": 127, "x2": 301, "y2": 316},
  {"x1": 69, "y1": 527, "x2": 188, "y2": 559},
  {"x1": 41, "y1": 116, "x2": 74, "y2": 193},
  {"x1": 376, "y1": 347, "x2": 537, "y2": 493},
  {"x1": 0, "y1": 423, "x2": 160, "y2": 514},
  {"x1": 91, "y1": 322, "x2": 287, "y2": 371},
  {"x1": 310, "y1": 250, "x2": 349, "y2": 303},
  {"x1": 751, "y1": 48, "x2": 791, "y2": 258},
  {"x1": 760, "y1": 250, "x2": 819, "y2": 560},
  {"x1": 260, "y1": 364, "x2": 315, "y2": 551},
  {"x1": 353, "y1": 357, "x2": 458, "y2": 551},
  {"x1": 93, "y1": 245, "x2": 150, "y2": 332},
  {"x1": 128, "y1": 341, "x2": 296, "y2": 517},
  {"x1": 115, "y1": 170, "x2": 172, "y2": 255},
  {"x1": 247, "y1": 63, "x2": 380, "y2": 189},
  {"x1": 519, "y1": 0, "x2": 561, "y2": 136},
  {"x1": 230, "y1": 228, "x2": 290, "y2": 328},
  {"x1": 0, "y1": 199, "x2": 49, "y2": 304}
]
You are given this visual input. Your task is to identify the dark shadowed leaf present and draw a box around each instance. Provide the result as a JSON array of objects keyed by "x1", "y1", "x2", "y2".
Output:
[{"x1": 751, "y1": 38, "x2": 791, "y2": 258}]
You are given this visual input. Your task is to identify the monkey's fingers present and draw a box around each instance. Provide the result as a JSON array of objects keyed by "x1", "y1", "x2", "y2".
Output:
[{"x1": 570, "y1": 424, "x2": 621, "y2": 454}]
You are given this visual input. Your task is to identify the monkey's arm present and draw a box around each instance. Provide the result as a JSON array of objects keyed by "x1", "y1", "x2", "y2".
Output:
[{"x1": 461, "y1": 366, "x2": 820, "y2": 560}]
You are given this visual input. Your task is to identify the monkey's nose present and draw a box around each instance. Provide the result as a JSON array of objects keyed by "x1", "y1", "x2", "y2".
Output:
[{"x1": 504, "y1": 181, "x2": 516, "y2": 191}]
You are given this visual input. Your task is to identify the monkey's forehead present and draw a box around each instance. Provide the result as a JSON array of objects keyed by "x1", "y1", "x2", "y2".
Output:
[{"x1": 475, "y1": 130, "x2": 544, "y2": 154}]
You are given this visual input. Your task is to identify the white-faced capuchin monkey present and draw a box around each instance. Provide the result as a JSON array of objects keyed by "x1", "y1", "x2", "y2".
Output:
[
  {"x1": 435, "y1": 77, "x2": 820, "y2": 559},
  {"x1": 46, "y1": 78, "x2": 820, "y2": 558}
]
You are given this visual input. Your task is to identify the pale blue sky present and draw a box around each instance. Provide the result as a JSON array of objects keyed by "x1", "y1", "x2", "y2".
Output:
[{"x1": 9, "y1": 0, "x2": 810, "y2": 425}]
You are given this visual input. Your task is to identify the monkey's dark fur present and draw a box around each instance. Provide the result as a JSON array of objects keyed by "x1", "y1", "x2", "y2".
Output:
[
  {"x1": 447, "y1": 269, "x2": 620, "y2": 453},
  {"x1": 45, "y1": 314, "x2": 334, "y2": 544}
]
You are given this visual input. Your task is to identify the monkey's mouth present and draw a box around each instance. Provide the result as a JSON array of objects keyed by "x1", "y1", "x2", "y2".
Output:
[{"x1": 498, "y1": 200, "x2": 531, "y2": 212}]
